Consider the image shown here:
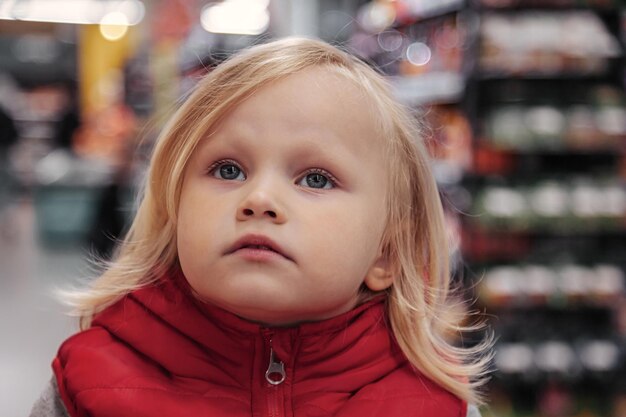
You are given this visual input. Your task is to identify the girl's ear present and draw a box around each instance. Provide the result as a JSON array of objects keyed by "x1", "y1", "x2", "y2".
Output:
[{"x1": 363, "y1": 255, "x2": 395, "y2": 292}]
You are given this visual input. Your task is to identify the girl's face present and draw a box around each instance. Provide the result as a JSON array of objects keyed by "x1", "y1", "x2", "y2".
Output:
[{"x1": 177, "y1": 66, "x2": 393, "y2": 326}]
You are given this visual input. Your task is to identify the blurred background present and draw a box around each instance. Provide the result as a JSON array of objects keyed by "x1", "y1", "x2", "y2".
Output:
[{"x1": 0, "y1": 0, "x2": 625, "y2": 416}]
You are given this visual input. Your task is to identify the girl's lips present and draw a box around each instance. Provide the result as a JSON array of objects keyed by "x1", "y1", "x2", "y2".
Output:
[
  {"x1": 233, "y1": 246, "x2": 288, "y2": 263},
  {"x1": 226, "y1": 234, "x2": 293, "y2": 262}
]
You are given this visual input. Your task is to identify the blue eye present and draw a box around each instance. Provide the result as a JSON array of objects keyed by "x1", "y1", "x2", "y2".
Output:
[
  {"x1": 298, "y1": 171, "x2": 335, "y2": 189},
  {"x1": 211, "y1": 161, "x2": 246, "y2": 181}
]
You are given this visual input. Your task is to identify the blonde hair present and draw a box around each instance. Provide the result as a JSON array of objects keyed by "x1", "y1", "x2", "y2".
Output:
[{"x1": 66, "y1": 37, "x2": 491, "y2": 404}]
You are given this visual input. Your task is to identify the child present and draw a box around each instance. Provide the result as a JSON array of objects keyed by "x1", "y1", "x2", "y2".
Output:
[{"x1": 30, "y1": 37, "x2": 490, "y2": 417}]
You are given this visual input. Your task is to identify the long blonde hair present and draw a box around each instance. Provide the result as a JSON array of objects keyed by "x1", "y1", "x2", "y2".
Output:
[{"x1": 66, "y1": 37, "x2": 491, "y2": 404}]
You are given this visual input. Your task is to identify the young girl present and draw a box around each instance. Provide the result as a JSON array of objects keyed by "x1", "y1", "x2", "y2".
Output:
[{"x1": 31, "y1": 37, "x2": 490, "y2": 417}]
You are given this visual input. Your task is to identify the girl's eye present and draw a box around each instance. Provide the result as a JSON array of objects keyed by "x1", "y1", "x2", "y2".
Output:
[
  {"x1": 210, "y1": 161, "x2": 246, "y2": 181},
  {"x1": 298, "y1": 171, "x2": 335, "y2": 189}
]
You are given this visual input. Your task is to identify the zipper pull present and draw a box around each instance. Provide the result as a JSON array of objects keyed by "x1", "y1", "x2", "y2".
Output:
[{"x1": 265, "y1": 348, "x2": 286, "y2": 385}]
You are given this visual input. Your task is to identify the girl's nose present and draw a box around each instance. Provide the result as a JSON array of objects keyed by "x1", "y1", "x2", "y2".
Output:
[{"x1": 236, "y1": 188, "x2": 286, "y2": 224}]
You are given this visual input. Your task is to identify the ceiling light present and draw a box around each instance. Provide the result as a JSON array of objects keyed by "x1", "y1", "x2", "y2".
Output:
[
  {"x1": 100, "y1": 11, "x2": 129, "y2": 41},
  {"x1": 201, "y1": 0, "x2": 270, "y2": 35},
  {"x1": 0, "y1": 0, "x2": 144, "y2": 25}
]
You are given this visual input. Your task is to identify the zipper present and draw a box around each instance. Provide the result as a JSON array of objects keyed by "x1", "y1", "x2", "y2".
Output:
[
  {"x1": 265, "y1": 348, "x2": 286, "y2": 385},
  {"x1": 263, "y1": 335, "x2": 286, "y2": 417}
]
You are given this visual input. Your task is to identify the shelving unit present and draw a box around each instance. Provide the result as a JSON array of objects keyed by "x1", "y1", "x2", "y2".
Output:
[
  {"x1": 351, "y1": 1, "x2": 625, "y2": 415},
  {"x1": 464, "y1": 2, "x2": 626, "y2": 416}
]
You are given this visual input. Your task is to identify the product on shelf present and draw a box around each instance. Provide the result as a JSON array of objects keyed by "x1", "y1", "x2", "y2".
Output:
[
  {"x1": 480, "y1": 263, "x2": 625, "y2": 307},
  {"x1": 534, "y1": 341, "x2": 579, "y2": 376},
  {"x1": 494, "y1": 338, "x2": 622, "y2": 381},
  {"x1": 484, "y1": 102, "x2": 626, "y2": 152},
  {"x1": 479, "y1": 11, "x2": 621, "y2": 76},
  {"x1": 472, "y1": 178, "x2": 626, "y2": 232},
  {"x1": 578, "y1": 339, "x2": 621, "y2": 373},
  {"x1": 494, "y1": 342, "x2": 534, "y2": 376}
]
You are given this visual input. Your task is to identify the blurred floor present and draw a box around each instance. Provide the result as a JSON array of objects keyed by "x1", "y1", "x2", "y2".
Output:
[{"x1": 0, "y1": 197, "x2": 89, "y2": 417}]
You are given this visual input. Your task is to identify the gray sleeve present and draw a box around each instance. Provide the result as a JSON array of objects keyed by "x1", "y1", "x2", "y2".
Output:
[
  {"x1": 29, "y1": 378, "x2": 70, "y2": 417},
  {"x1": 467, "y1": 404, "x2": 482, "y2": 417}
]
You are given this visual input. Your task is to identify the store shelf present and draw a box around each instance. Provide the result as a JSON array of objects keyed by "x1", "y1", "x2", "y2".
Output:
[
  {"x1": 473, "y1": 2, "x2": 623, "y2": 13},
  {"x1": 474, "y1": 69, "x2": 623, "y2": 81},
  {"x1": 353, "y1": 0, "x2": 626, "y2": 414},
  {"x1": 475, "y1": 148, "x2": 624, "y2": 159},
  {"x1": 472, "y1": 0, "x2": 624, "y2": 13},
  {"x1": 465, "y1": 225, "x2": 626, "y2": 237},
  {"x1": 471, "y1": 150, "x2": 624, "y2": 178}
]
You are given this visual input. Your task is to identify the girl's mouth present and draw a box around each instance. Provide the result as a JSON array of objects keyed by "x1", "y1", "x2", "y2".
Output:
[{"x1": 226, "y1": 234, "x2": 293, "y2": 262}]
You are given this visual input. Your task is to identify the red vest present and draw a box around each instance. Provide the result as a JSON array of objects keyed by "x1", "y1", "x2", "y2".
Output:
[{"x1": 53, "y1": 272, "x2": 467, "y2": 417}]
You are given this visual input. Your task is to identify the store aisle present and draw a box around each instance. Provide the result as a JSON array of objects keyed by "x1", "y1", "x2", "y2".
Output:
[{"x1": 0, "y1": 197, "x2": 89, "y2": 417}]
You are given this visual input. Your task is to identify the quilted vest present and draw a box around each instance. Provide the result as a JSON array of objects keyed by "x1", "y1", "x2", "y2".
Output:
[{"x1": 53, "y1": 272, "x2": 466, "y2": 417}]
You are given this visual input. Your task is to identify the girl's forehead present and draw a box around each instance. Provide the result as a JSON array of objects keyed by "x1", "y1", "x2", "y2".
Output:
[
  {"x1": 238, "y1": 69, "x2": 376, "y2": 128},
  {"x1": 191, "y1": 66, "x2": 390, "y2": 166},
  {"x1": 231, "y1": 67, "x2": 381, "y2": 129}
]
